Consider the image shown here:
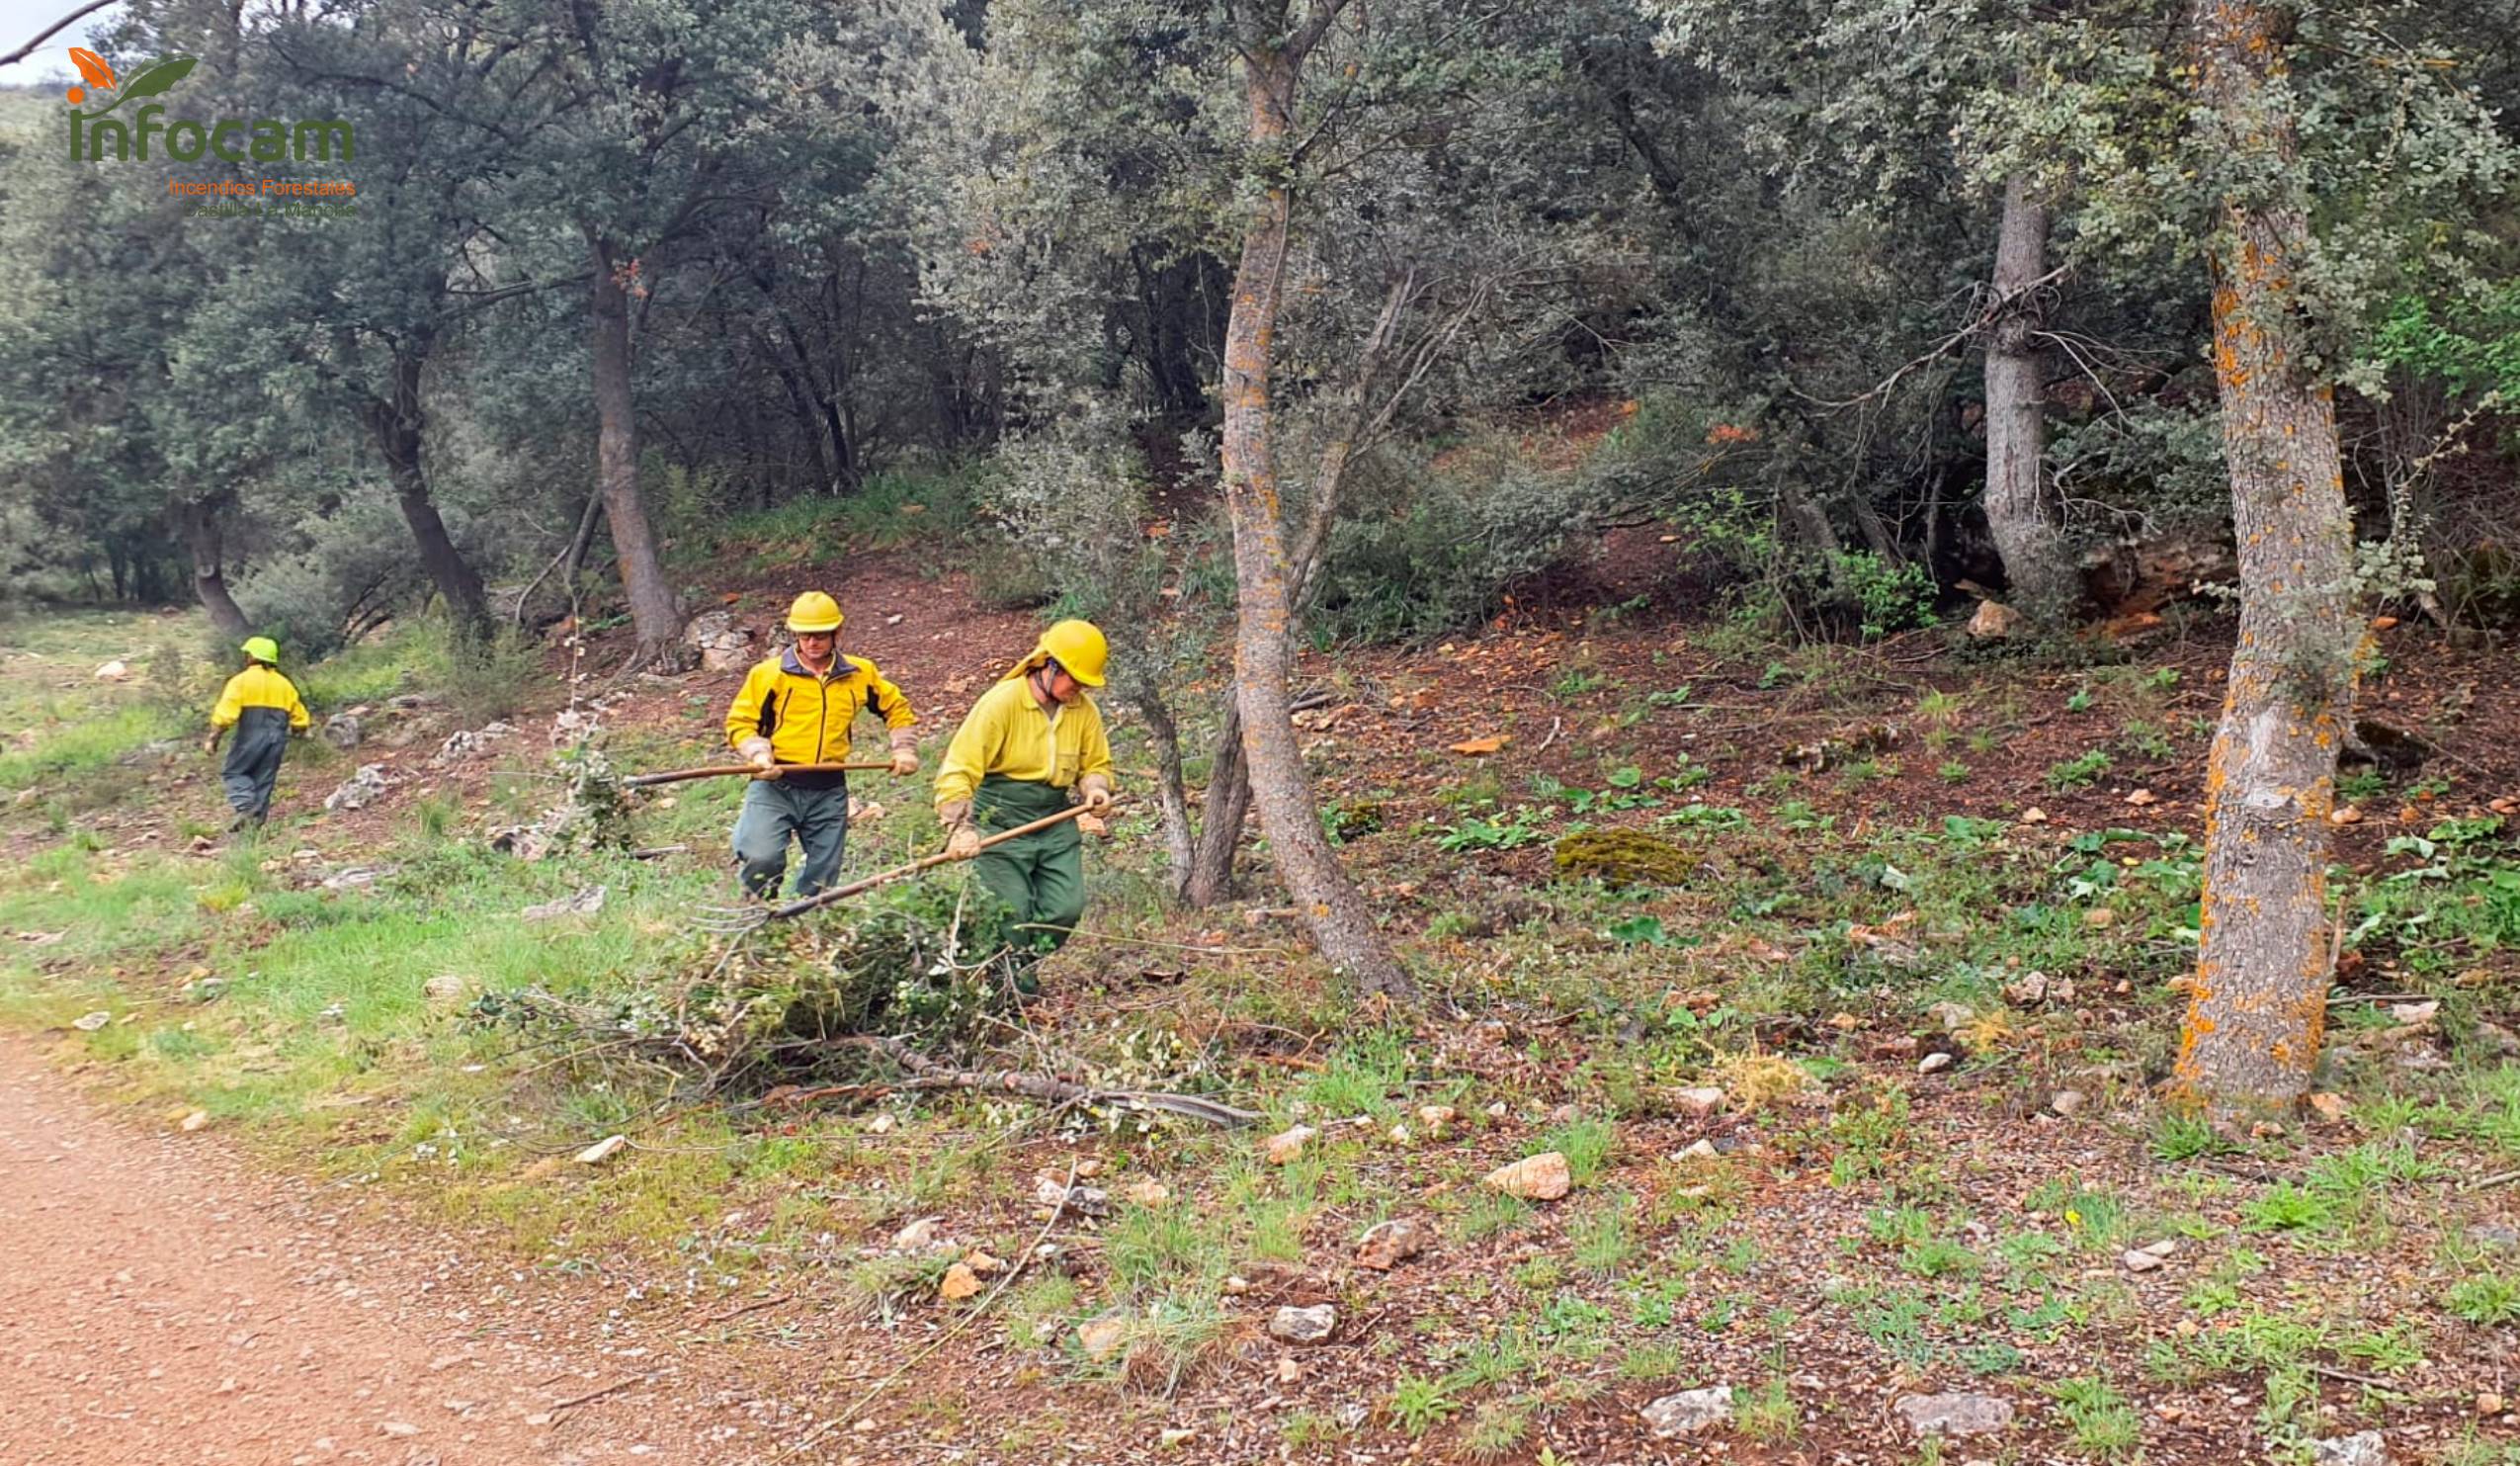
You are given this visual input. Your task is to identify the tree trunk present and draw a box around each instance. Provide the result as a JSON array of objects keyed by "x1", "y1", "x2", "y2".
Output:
[
  {"x1": 1983, "y1": 172, "x2": 2069, "y2": 614},
  {"x1": 1217, "y1": 37, "x2": 1413, "y2": 999},
  {"x1": 2170, "y1": 0, "x2": 2361, "y2": 1117},
  {"x1": 177, "y1": 496, "x2": 250, "y2": 639},
  {"x1": 587, "y1": 230, "x2": 684, "y2": 664},
  {"x1": 370, "y1": 342, "x2": 491, "y2": 640},
  {"x1": 1185, "y1": 705, "x2": 1251, "y2": 905},
  {"x1": 1119, "y1": 678, "x2": 1198, "y2": 886}
]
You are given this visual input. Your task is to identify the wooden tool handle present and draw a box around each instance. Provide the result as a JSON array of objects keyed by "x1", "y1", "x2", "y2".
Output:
[{"x1": 624, "y1": 761, "x2": 893, "y2": 789}]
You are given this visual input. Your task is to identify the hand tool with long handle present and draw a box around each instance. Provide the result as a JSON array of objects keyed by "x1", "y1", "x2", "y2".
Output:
[
  {"x1": 625, "y1": 761, "x2": 893, "y2": 789},
  {"x1": 692, "y1": 802, "x2": 1104, "y2": 932}
]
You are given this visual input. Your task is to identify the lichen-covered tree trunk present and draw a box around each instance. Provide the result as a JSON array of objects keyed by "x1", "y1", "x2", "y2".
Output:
[
  {"x1": 1217, "y1": 37, "x2": 1414, "y2": 999},
  {"x1": 1983, "y1": 172, "x2": 2067, "y2": 614},
  {"x1": 2171, "y1": 0, "x2": 2360, "y2": 1115},
  {"x1": 177, "y1": 495, "x2": 250, "y2": 640},
  {"x1": 587, "y1": 231, "x2": 684, "y2": 665},
  {"x1": 370, "y1": 341, "x2": 491, "y2": 640}
]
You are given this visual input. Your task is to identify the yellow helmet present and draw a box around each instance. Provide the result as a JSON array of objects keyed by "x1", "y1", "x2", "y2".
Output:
[
  {"x1": 240, "y1": 636, "x2": 281, "y2": 664},
  {"x1": 1035, "y1": 619, "x2": 1108, "y2": 687},
  {"x1": 786, "y1": 591, "x2": 844, "y2": 634}
]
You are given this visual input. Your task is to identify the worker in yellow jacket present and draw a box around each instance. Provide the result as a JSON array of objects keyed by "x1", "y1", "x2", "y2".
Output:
[
  {"x1": 205, "y1": 637, "x2": 310, "y2": 831},
  {"x1": 723, "y1": 591, "x2": 920, "y2": 900},
  {"x1": 934, "y1": 620, "x2": 1115, "y2": 983}
]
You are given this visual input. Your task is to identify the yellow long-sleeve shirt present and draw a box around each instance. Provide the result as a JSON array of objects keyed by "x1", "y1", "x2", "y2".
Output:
[
  {"x1": 209, "y1": 665, "x2": 309, "y2": 732},
  {"x1": 934, "y1": 675, "x2": 1114, "y2": 810},
  {"x1": 723, "y1": 649, "x2": 918, "y2": 770}
]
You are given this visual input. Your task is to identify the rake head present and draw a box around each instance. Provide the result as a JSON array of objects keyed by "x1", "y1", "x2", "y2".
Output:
[{"x1": 691, "y1": 902, "x2": 775, "y2": 935}]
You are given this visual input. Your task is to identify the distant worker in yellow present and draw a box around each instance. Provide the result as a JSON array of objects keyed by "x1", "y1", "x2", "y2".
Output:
[
  {"x1": 934, "y1": 620, "x2": 1116, "y2": 982},
  {"x1": 723, "y1": 591, "x2": 920, "y2": 900},
  {"x1": 204, "y1": 636, "x2": 310, "y2": 832}
]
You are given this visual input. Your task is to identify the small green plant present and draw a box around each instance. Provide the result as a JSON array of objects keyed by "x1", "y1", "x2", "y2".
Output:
[
  {"x1": 1437, "y1": 807, "x2": 1553, "y2": 852},
  {"x1": 2151, "y1": 1112, "x2": 2237, "y2": 1163},
  {"x1": 2067, "y1": 686, "x2": 2094, "y2": 713},
  {"x1": 1542, "y1": 1116, "x2": 1617, "y2": 1183},
  {"x1": 1388, "y1": 1374, "x2": 1460, "y2": 1435},
  {"x1": 1553, "y1": 669, "x2": 1606, "y2": 700},
  {"x1": 2240, "y1": 1180, "x2": 2339, "y2": 1235},
  {"x1": 1646, "y1": 685, "x2": 1694, "y2": 709},
  {"x1": 2049, "y1": 1376, "x2": 2142, "y2": 1458},
  {"x1": 2448, "y1": 1273, "x2": 2520, "y2": 1326},
  {"x1": 1735, "y1": 1376, "x2": 1799, "y2": 1441},
  {"x1": 1463, "y1": 1400, "x2": 1531, "y2": 1461},
  {"x1": 2338, "y1": 767, "x2": 2388, "y2": 802},
  {"x1": 2047, "y1": 749, "x2": 2114, "y2": 791},
  {"x1": 1939, "y1": 759, "x2": 1972, "y2": 784}
]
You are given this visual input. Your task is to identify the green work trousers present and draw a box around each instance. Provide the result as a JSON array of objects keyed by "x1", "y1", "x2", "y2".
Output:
[
  {"x1": 732, "y1": 777, "x2": 850, "y2": 900},
  {"x1": 971, "y1": 774, "x2": 1085, "y2": 957}
]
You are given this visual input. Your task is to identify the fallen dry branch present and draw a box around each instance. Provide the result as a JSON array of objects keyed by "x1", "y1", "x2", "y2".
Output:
[{"x1": 836, "y1": 1035, "x2": 1262, "y2": 1128}]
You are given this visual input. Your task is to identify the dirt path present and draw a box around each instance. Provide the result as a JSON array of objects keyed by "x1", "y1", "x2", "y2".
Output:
[{"x1": 0, "y1": 1041, "x2": 754, "y2": 1466}]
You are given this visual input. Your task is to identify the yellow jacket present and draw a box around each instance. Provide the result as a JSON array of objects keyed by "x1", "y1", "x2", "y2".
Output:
[
  {"x1": 724, "y1": 649, "x2": 917, "y2": 772},
  {"x1": 934, "y1": 674, "x2": 1114, "y2": 810},
  {"x1": 210, "y1": 665, "x2": 309, "y2": 732}
]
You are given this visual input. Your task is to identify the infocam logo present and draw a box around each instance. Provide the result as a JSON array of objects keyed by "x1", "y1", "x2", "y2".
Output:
[{"x1": 62, "y1": 46, "x2": 354, "y2": 163}]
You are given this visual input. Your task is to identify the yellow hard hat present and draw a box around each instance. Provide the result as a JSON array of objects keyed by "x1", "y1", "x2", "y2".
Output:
[
  {"x1": 786, "y1": 591, "x2": 844, "y2": 634},
  {"x1": 1035, "y1": 619, "x2": 1108, "y2": 687},
  {"x1": 240, "y1": 637, "x2": 281, "y2": 664}
]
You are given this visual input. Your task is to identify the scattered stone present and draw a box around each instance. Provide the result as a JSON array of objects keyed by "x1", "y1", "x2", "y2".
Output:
[
  {"x1": 1158, "y1": 1427, "x2": 1196, "y2": 1448},
  {"x1": 1482, "y1": 1152, "x2": 1572, "y2": 1201},
  {"x1": 2307, "y1": 1091, "x2": 2350, "y2": 1122},
  {"x1": 574, "y1": 1135, "x2": 629, "y2": 1165},
  {"x1": 379, "y1": 1422, "x2": 420, "y2": 1438},
  {"x1": 1918, "y1": 1052, "x2": 1955, "y2": 1076},
  {"x1": 1386, "y1": 1123, "x2": 1411, "y2": 1144},
  {"x1": 1967, "y1": 600, "x2": 2023, "y2": 641},
  {"x1": 321, "y1": 713, "x2": 363, "y2": 750},
  {"x1": 2005, "y1": 972, "x2": 2049, "y2": 1004},
  {"x1": 1895, "y1": 1392, "x2": 2016, "y2": 1437},
  {"x1": 890, "y1": 1217, "x2": 945, "y2": 1252},
  {"x1": 682, "y1": 611, "x2": 758, "y2": 673},
  {"x1": 1675, "y1": 1138, "x2": 1720, "y2": 1163},
  {"x1": 1122, "y1": 1179, "x2": 1171, "y2": 1208},
  {"x1": 2050, "y1": 1089, "x2": 2085, "y2": 1117},
  {"x1": 938, "y1": 1263, "x2": 982, "y2": 1301},
  {"x1": 2083, "y1": 906, "x2": 2117, "y2": 929},
  {"x1": 1269, "y1": 1305, "x2": 1337, "y2": 1343},
  {"x1": 2141, "y1": 1239, "x2": 2177, "y2": 1256},
  {"x1": 2121, "y1": 1249, "x2": 2165, "y2": 1273},
  {"x1": 1483, "y1": 1100, "x2": 1508, "y2": 1119},
  {"x1": 430, "y1": 722, "x2": 516, "y2": 769},
  {"x1": 866, "y1": 1113, "x2": 895, "y2": 1135},
  {"x1": 321, "y1": 865, "x2": 395, "y2": 891},
  {"x1": 2312, "y1": 1431, "x2": 2389, "y2": 1466},
  {"x1": 1077, "y1": 1317, "x2": 1129, "y2": 1362},
  {"x1": 2473, "y1": 1224, "x2": 2520, "y2": 1250},
  {"x1": 521, "y1": 885, "x2": 607, "y2": 921},
  {"x1": 178, "y1": 1108, "x2": 210, "y2": 1132},
  {"x1": 94, "y1": 659, "x2": 130, "y2": 680},
  {"x1": 2020, "y1": 807, "x2": 2050, "y2": 825},
  {"x1": 2125, "y1": 788, "x2": 2157, "y2": 807},
  {"x1": 1641, "y1": 1386, "x2": 1735, "y2": 1438},
  {"x1": 71, "y1": 1010, "x2": 112, "y2": 1032},
  {"x1": 1356, "y1": 1218, "x2": 1431, "y2": 1271},
  {"x1": 1263, "y1": 1125, "x2": 1316, "y2": 1164},
  {"x1": 423, "y1": 973, "x2": 470, "y2": 1006},
  {"x1": 2330, "y1": 806, "x2": 2365, "y2": 826},
  {"x1": 2479, "y1": 1392, "x2": 2506, "y2": 1417},
  {"x1": 1927, "y1": 1001, "x2": 1976, "y2": 1033},
  {"x1": 2391, "y1": 999, "x2": 2440, "y2": 1027},
  {"x1": 1276, "y1": 1357, "x2": 1302, "y2": 1385},
  {"x1": 1222, "y1": 1275, "x2": 1250, "y2": 1295},
  {"x1": 1032, "y1": 1176, "x2": 1111, "y2": 1218},
  {"x1": 1673, "y1": 1086, "x2": 1726, "y2": 1119},
  {"x1": 324, "y1": 764, "x2": 394, "y2": 812},
  {"x1": 1416, "y1": 1104, "x2": 1456, "y2": 1134}
]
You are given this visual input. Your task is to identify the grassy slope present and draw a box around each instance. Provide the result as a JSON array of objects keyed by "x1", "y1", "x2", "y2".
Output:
[{"x1": 5, "y1": 556, "x2": 2520, "y2": 1462}]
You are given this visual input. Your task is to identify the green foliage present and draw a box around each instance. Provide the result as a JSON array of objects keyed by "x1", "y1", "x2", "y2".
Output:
[{"x1": 1552, "y1": 828, "x2": 1703, "y2": 886}]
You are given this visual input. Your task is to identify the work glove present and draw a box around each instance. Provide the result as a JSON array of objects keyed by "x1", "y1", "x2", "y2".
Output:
[
  {"x1": 202, "y1": 733, "x2": 219, "y2": 755},
  {"x1": 738, "y1": 736, "x2": 780, "y2": 778},
  {"x1": 1077, "y1": 774, "x2": 1114, "y2": 815},
  {"x1": 888, "y1": 735, "x2": 919, "y2": 777},
  {"x1": 1076, "y1": 813, "x2": 1109, "y2": 838},
  {"x1": 946, "y1": 823, "x2": 982, "y2": 859}
]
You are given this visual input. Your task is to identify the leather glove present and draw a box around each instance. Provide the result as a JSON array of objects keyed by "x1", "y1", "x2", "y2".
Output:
[
  {"x1": 202, "y1": 733, "x2": 220, "y2": 755},
  {"x1": 890, "y1": 748, "x2": 919, "y2": 777},
  {"x1": 1077, "y1": 774, "x2": 1114, "y2": 815},
  {"x1": 1076, "y1": 813, "x2": 1109, "y2": 838},
  {"x1": 738, "y1": 736, "x2": 779, "y2": 778},
  {"x1": 946, "y1": 823, "x2": 982, "y2": 859}
]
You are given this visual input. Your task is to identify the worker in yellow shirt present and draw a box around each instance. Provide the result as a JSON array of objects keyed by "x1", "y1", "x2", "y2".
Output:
[
  {"x1": 723, "y1": 591, "x2": 920, "y2": 900},
  {"x1": 934, "y1": 620, "x2": 1115, "y2": 984},
  {"x1": 204, "y1": 637, "x2": 310, "y2": 831}
]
